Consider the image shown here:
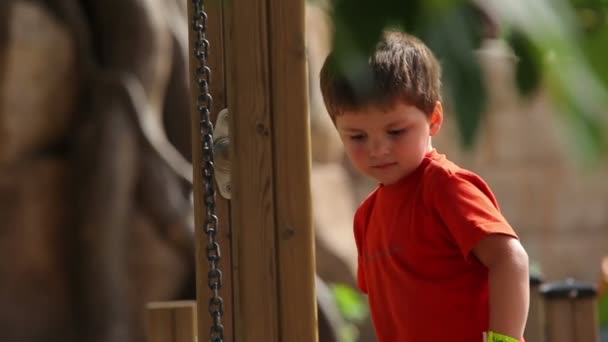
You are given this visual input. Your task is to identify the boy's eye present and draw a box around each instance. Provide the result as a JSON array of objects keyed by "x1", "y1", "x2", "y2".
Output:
[
  {"x1": 387, "y1": 129, "x2": 406, "y2": 136},
  {"x1": 349, "y1": 134, "x2": 366, "y2": 141}
]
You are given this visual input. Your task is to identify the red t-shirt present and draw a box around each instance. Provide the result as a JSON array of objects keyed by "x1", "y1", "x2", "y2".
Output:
[{"x1": 354, "y1": 150, "x2": 521, "y2": 341}]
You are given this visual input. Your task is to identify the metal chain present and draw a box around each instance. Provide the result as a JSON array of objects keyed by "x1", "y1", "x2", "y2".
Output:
[{"x1": 191, "y1": 1, "x2": 224, "y2": 341}]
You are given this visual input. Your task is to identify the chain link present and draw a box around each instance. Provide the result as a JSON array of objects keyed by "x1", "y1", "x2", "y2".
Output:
[{"x1": 192, "y1": 1, "x2": 224, "y2": 341}]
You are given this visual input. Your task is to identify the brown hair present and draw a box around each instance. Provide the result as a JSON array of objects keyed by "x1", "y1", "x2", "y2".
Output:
[{"x1": 320, "y1": 30, "x2": 442, "y2": 120}]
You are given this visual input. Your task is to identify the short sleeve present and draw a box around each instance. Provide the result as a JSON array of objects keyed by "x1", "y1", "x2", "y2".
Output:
[
  {"x1": 431, "y1": 170, "x2": 518, "y2": 259},
  {"x1": 357, "y1": 256, "x2": 367, "y2": 293},
  {"x1": 353, "y1": 205, "x2": 369, "y2": 294}
]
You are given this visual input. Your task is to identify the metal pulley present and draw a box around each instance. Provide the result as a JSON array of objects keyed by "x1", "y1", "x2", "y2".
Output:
[{"x1": 213, "y1": 108, "x2": 231, "y2": 199}]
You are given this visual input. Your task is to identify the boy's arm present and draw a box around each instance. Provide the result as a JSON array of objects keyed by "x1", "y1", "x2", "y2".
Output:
[{"x1": 473, "y1": 234, "x2": 529, "y2": 340}]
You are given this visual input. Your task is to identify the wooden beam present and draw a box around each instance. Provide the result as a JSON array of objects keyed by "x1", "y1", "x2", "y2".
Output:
[
  {"x1": 224, "y1": 0, "x2": 280, "y2": 338},
  {"x1": 146, "y1": 301, "x2": 197, "y2": 342},
  {"x1": 573, "y1": 298, "x2": 600, "y2": 342},
  {"x1": 190, "y1": 0, "x2": 315, "y2": 340},
  {"x1": 525, "y1": 276, "x2": 545, "y2": 342},
  {"x1": 541, "y1": 280, "x2": 600, "y2": 342},
  {"x1": 267, "y1": 0, "x2": 317, "y2": 340},
  {"x1": 225, "y1": 0, "x2": 316, "y2": 340}
]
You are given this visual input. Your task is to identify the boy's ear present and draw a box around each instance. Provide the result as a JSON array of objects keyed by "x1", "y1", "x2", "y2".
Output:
[{"x1": 429, "y1": 101, "x2": 443, "y2": 136}]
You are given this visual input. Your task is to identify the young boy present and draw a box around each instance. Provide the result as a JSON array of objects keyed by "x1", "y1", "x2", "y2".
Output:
[{"x1": 320, "y1": 30, "x2": 529, "y2": 341}]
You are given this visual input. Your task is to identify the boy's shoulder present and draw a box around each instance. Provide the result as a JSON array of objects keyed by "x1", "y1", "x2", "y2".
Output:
[
  {"x1": 424, "y1": 152, "x2": 484, "y2": 189},
  {"x1": 354, "y1": 187, "x2": 379, "y2": 222},
  {"x1": 353, "y1": 152, "x2": 491, "y2": 220},
  {"x1": 423, "y1": 152, "x2": 498, "y2": 206}
]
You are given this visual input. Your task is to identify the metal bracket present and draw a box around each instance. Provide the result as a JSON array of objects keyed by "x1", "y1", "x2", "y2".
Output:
[{"x1": 214, "y1": 108, "x2": 231, "y2": 199}]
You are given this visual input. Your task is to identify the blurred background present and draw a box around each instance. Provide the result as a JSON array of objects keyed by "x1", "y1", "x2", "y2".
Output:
[
  {"x1": 309, "y1": 0, "x2": 608, "y2": 340},
  {"x1": 1, "y1": 0, "x2": 607, "y2": 341}
]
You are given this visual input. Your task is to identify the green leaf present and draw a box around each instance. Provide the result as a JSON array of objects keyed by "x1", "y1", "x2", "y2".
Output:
[
  {"x1": 569, "y1": 0, "x2": 608, "y2": 8},
  {"x1": 553, "y1": 88, "x2": 608, "y2": 161},
  {"x1": 331, "y1": 284, "x2": 369, "y2": 322},
  {"x1": 422, "y1": 3, "x2": 487, "y2": 147},
  {"x1": 581, "y1": 25, "x2": 608, "y2": 92},
  {"x1": 327, "y1": 0, "x2": 608, "y2": 156},
  {"x1": 506, "y1": 29, "x2": 543, "y2": 97},
  {"x1": 444, "y1": 56, "x2": 486, "y2": 148},
  {"x1": 331, "y1": 0, "x2": 385, "y2": 55},
  {"x1": 599, "y1": 290, "x2": 608, "y2": 327}
]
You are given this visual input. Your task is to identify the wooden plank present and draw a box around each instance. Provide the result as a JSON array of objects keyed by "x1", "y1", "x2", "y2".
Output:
[
  {"x1": 191, "y1": 0, "x2": 315, "y2": 340},
  {"x1": 573, "y1": 298, "x2": 600, "y2": 342},
  {"x1": 187, "y1": 0, "x2": 233, "y2": 341},
  {"x1": 224, "y1": 0, "x2": 280, "y2": 340},
  {"x1": 544, "y1": 300, "x2": 576, "y2": 342},
  {"x1": 524, "y1": 283, "x2": 545, "y2": 342},
  {"x1": 146, "y1": 301, "x2": 197, "y2": 342},
  {"x1": 267, "y1": 0, "x2": 317, "y2": 340}
]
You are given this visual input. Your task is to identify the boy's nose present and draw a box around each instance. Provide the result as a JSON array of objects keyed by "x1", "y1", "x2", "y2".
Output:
[{"x1": 369, "y1": 138, "x2": 390, "y2": 158}]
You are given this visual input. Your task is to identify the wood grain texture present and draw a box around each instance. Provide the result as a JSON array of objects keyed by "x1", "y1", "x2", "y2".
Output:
[
  {"x1": 573, "y1": 298, "x2": 600, "y2": 342},
  {"x1": 190, "y1": 0, "x2": 314, "y2": 340},
  {"x1": 544, "y1": 300, "x2": 576, "y2": 342},
  {"x1": 224, "y1": 0, "x2": 280, "y2": 340},
  {"x1": 267, "y1": 0, "x2": 317, "y2": 340},
  {"x1": 524, "y1": 283, "x2": 545, "y2": 342},
  {"x1": 146, "y1": 301, "x2": 197, "y2": 342},
  {"x1": 544, "y1": 296, "x2": 600, "y2": 342}
]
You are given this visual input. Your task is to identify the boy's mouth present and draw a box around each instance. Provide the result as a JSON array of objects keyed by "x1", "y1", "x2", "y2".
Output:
[{"x1": 371, "y1": 162, "x2": 397, "y2": 169}]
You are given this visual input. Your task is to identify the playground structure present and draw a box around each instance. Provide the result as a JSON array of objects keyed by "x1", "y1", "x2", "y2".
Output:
[
  {"x1": 0, "y1": 0, "x2": 606, "y2": 341},
  {"x1": 144, "y1": 1, "x2": 604, "y2": 342},
  {"x1": 147, "y1": 275, "x2": 604, "y2": 341},
  {"x1": 0, "y1": 0, "x2": 333, "y2": 340},
  {"x1": 526, "y1": 276, "x2": 600, "y2": 342},
  {"x1": 187, "y1": 0, "x2": 317, "y2": 340}
]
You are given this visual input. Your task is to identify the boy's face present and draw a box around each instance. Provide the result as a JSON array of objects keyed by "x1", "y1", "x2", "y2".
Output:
[{"x1": 335, "y1": 101, "x2": 443, "y2": 185}]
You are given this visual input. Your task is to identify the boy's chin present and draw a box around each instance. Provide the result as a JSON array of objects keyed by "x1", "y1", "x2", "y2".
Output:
[
  {"x1": 357, "y1": 166, "x2": 406, "y2": 185},
  {"x1": 372, "y1": 172, "x2": 407, "y2": 186},
  {"x1": 376, "y1": 177, "x2": 400, "y2": 185}
]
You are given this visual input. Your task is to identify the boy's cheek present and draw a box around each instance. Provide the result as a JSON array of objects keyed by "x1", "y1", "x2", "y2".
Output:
[
  {"x1": 345, "y1": 142, "x2": 367, "y2": 155},
  {"x1": 351, "y1": 157, "x2": 371, "y2": 175},
  {"x1": 342, "y1": 148, "x2": 365, "y2": 168},
  {"x1": 345, "y1": 147, "x2": 366, "y2": 164}
]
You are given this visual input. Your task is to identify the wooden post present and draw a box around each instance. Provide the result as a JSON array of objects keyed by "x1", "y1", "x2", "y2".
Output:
[
  {"x1": 146, "y1": 301, "x2": 197, "y2": 342},
  {"x1": 189, "y1": 0, "x2": 315, "y2": 340},
  {"x1": 224, "y1": 0, "x2": 317, "y2": 340},
  {"x1": 541, "y1": 279, "x2": 600, "y2": 342},
  {"x1": 525, "y1": 273, "x2": 545, "y2": 342},
  {"x1": 268, "y1": 0, "x2": 317, "y2": 340}
]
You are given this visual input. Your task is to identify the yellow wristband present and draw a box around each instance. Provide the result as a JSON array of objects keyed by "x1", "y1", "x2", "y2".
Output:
[{"x1": 485, "y1": 331, "x2": 519, "y2": 342}]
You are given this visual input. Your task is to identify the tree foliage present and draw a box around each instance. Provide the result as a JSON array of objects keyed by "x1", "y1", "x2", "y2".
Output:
[{"x1": 328, "y1": 0, "x2": 608, "y2": 157}]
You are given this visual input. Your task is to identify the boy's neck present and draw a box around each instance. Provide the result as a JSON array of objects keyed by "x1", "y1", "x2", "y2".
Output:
[{"x1": 426, "y1": 138, "x2": 434, "y2": 153}]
